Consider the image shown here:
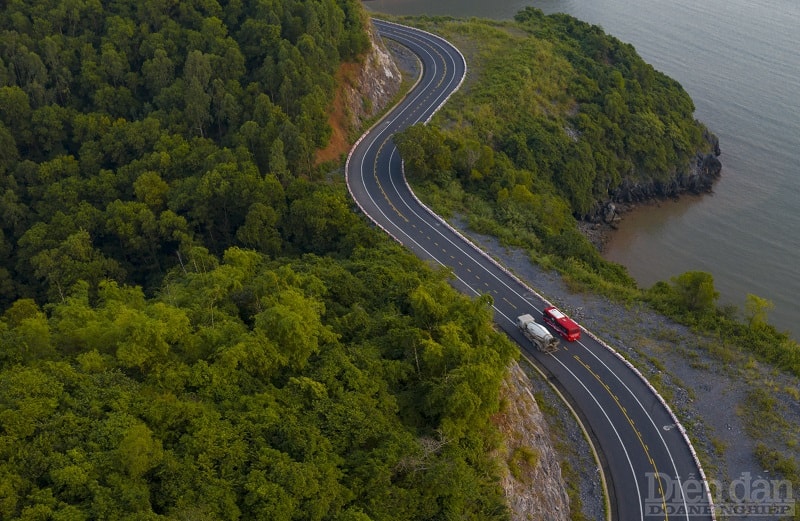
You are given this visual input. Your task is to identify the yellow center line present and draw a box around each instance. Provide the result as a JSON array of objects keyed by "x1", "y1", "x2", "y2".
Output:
[
  {"x1": 372, "y1": 138, "x2": 409, "y2": 222},
  {"x1": 574, "y1": 354, "x2": 670, "y2": 520}
]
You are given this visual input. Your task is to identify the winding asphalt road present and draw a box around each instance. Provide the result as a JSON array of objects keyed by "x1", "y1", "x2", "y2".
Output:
[{"x1": 346, "y1": 19, "x2": 715, "y2": 521}]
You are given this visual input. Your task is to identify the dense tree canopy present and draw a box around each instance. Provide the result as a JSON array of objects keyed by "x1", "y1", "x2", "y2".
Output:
[
  {"x1": 0, "y1": 0, "x2": 370, "y2": 305},
  {"x1": 0, "y1": 1, "x2": 519, "y2": 519},
  {"x1": 0, "y1": 246, "x2": 517, "y2": 519}
]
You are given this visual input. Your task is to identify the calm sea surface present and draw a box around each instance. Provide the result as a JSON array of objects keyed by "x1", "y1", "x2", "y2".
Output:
[{"x1": 365, "y1": 0, "x2": 800, "y2": 339}]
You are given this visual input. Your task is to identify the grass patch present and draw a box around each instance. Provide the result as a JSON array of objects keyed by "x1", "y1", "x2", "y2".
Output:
[
  {"x1": 509, "y1": 446, "x2": 540, "y2": 481},
  {"x1": 754, "y1": 443, "x2": 799, "y2": 482}
]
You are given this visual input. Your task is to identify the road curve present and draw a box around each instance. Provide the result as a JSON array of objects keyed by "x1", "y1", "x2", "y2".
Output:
[{"x1": 346, "y1": 19, "x2": 714, "y2": 521}]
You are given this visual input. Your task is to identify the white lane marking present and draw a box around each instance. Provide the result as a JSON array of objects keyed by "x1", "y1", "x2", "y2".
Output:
[
  {"x1": 549, "y1": 352, "x2": 645, "y2": 519},
  {"x1": 573, "y1": 339, "x2": 691, "y2": 518}
]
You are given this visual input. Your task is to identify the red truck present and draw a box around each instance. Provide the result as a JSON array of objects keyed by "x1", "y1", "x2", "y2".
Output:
[{"x1": 542, "y1": 306, "x2": 581, "y2": 342}]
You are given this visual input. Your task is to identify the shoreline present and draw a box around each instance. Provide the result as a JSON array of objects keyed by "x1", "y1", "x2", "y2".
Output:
[
  {"x1": 577, "y1": 199, "x2": 668, "y2": 253},
  {"x1": 582, "y1": 140, "x2": 722, "y2": 254},
  {"x1": 578, "y1": 190, "x2": 712, "y2": 254}
]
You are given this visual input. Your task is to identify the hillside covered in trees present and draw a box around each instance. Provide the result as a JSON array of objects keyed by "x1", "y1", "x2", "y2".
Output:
[
  {"x1": 395, "y1": 10, "x2": 719, "y2": 290},
  {"x1": 0, "y1": 1, "x2": 520, "y2": 519},
  {"x1": 7, "y1": 0, "x2": 790, "y2": 517},
  {"x1": 0, "y1": 0, "x2": 371, "y2": 304},
  {"x1": 399, "y1": 9, "x2": 719, "y2": 219}
]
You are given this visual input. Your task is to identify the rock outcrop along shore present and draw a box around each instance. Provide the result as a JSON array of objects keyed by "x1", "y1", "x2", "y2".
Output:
[{"x1": 589, "y1": 130, "x2": 722, "y2": 226}]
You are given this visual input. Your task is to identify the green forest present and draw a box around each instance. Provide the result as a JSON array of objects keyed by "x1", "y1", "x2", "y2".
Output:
[
  {"x1": 0, "y1": 0, "x2": 373, "y2": 304},
  {"x1": 0, "y1": 1, "x2": 518, "y2": 519}
]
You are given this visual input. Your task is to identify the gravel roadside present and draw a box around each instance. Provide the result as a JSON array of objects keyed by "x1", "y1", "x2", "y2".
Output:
[{"x1": 452, "y1": 217, "x2": 800, "y2": 521}]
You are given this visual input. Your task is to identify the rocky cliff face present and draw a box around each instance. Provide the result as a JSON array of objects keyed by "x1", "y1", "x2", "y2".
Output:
[
  {"x1": 493, "y1": 362, "x2": 571, "y2": 521},
  {"x1": 347, "y1": 22, "x2": 402, "y2": 129},
  {"x1": 315, "y1": 21, "x2": 402, "y2": 163}
]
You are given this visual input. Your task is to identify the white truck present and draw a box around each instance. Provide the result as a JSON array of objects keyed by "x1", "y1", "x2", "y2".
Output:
[{"x1": 516, "y1": 314, "x2": 558, "y2": 353}]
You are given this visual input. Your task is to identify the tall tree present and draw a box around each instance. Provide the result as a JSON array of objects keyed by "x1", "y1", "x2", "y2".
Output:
[{"x1": 183, "y1": 50, "x2": 212, "y2": 137}]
